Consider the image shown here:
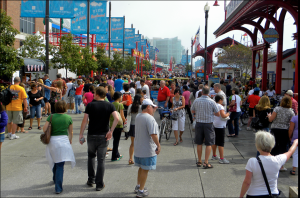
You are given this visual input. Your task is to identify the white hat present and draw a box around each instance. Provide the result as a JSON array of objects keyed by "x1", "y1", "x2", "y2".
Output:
[
  {"x1": 142, "y1": 99, "x2": 157, "y2": 107},
  {"x1": 286, "y1": 90, "x2": 293, "y2": 96}
]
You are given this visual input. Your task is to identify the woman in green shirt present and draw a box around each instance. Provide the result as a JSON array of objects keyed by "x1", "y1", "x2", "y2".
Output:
[
  {"x1": 43, "y1": 100, "x2": 75, "y2": 194},
  {"x1": 110, "y1": 92, "x2": 126, "y2": 161}
]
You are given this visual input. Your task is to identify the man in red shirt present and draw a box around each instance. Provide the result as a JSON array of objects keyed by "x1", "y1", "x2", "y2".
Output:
[
  {"x1": 157, "y1": 80, "x2": 170, "y2": 119},
  {"x1": 285, "y1": 90, "x2": 298, "y2": 115}
]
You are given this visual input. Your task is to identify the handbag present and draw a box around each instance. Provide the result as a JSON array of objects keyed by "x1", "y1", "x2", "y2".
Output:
[
  {"x1": 116, "y1": 103, "x2": 123, "y2": 126},
  {"x1": 256, "y1": 156, "x2": 281, "y2": 198},
  {"x1": 220, "y1": 116, "x2": 230, "y2": 121},
  {"x1": 228, "y1": 95, "x2": 237, "y2": 112},
  {"x1": 40, "y1": 115, "x2": 53, "y2": 144},
  {"x1": 123, "y1": 107, "x2": 132, "y2": 133},
  {"x1": 251, "y1": 110, "x2": 264, "y2": 129}
]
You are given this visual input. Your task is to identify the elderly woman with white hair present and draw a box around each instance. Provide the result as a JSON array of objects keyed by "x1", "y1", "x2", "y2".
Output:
[{"x1": 239, "y1": 131, "x2": 298, "y2": 198}]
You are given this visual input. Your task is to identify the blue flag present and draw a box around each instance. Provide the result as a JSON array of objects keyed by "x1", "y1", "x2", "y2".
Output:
[
  {"x1": 49, "y1": 0, "x2": 74, "y2": 18},
  {"x1": 141, "y1": 39, "x2": 146, "y2": 55},
  {"x1": 155, "y1": 47, "x2": 159, "y2": 52},
  {"x1": 111, "y1": 17, "x2": 124, "y2": 43},
  {"x1": 135, "y1": 34, "x2": 141, "y2": 51},
  {"x1": 96, "y1": 33, "x2": 108, "y2": 43},
  {"x1": 125, "y1": 28, "x2": 135, "y2": 49},
  {"x1": 71, "y1": 0, "x2": 88, "y2": 34},
  {"x1": 113, "y1": 43, "x2": 123, "y2": 48},
  {"x1": 90, "y1": 1, "x2": 107, "y2": 34},
  {"x1": 20, "y1": 0, "x2": 46, "y2": 18}
]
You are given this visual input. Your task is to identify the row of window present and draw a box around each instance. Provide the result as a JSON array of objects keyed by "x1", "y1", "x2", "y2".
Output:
[{"x1": 20, "y1": 17, "x2": 35, "y2": 35}]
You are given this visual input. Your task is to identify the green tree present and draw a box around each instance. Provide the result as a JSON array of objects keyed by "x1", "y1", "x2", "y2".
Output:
[
  {"x1": 124, "y1": 56, "x2": 136, "y2": 71},
  {"x1": 185, "y1": 64, "x2": 192, "y2": 72},
  {"x1": 51, "y1": 33, "x2": 82, "y2": 76},
  {"x1": 95, "y1": 46, "x2": 111, "y2": 71},
  {"x1": 111, "y1": 53, "x2": 124, "y2": 73},
  {"x1": 142, "y1": 59, "x2": 152, "y2": 71},
  {"x1": 77, "y1": 46, "x2": 97, "y2": 76},
  {"x1": 0, "y1": 10, "x2": 24, "y2": 77}
]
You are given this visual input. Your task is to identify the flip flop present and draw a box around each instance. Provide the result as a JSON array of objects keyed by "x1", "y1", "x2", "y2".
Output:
[
  {"x1": 227, "y1": 134, "x2": 235, "y2": 137},
  {"x1": 179, "y1": 135, "x2": 183, "y2": 142},
  {"x1": 174, "y1": 142, "x2": 179, "y2": 146},
  {"x1": 28, "y1": 127, "x2": 32, "y2": 130},
  {"x1": 290, "y1": 170, "x2": 296, "y2": 175},
  {"x1": 38, "y1": 126, "x2": 42, "y2": 130},
  {"x1": 128, "y1": 160, "x2": 134, "y2": 165}
]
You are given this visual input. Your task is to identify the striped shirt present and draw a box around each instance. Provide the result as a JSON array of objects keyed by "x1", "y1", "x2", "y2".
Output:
[{"x1": 191, "y1": 95, "x2": 219, "y2": 123}]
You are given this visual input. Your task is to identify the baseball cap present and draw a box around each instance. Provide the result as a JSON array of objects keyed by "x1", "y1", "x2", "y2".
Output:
[
  {"x1": 254, "y1": 87, "x2": 260, "y2": 92},
  {"x1": 286, "y1": 90, "x2": 293, "y2": 96},
  {"x1": 142, "y1": 99, "x2": 157, "y2": 107}
]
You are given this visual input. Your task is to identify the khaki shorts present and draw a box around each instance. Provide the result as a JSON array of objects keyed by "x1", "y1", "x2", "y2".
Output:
[{"x1": 7, "y1": 111, "x2": 23, "y2": 124}]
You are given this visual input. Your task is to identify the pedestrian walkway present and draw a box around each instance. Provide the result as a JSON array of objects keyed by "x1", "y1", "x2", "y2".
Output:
[{"x1": 0, "y1": 112, "x2": 297, "y2": 197}]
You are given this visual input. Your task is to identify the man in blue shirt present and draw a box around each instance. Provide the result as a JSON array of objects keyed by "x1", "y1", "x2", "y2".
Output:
[
  {"x1": 43, "y1": 74, "x2": 52, "y2": 116},
  {"x1": 114, "y1": 75, "x2": 124, "y2": 92}
]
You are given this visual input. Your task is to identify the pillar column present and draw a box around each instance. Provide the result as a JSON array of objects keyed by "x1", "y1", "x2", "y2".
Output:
[
  {"x1": 295, "y1": 38, "x2": 298, "y2": 101},
  {"x1": 275, "y1": 27, "x2": 284, "y2": 95},
  {"x1": 262, "y1": 47, "x2": 268, "y2": 91},
  {"x1": 251, "y1": 50, "x2": 257, "y2": 79}
]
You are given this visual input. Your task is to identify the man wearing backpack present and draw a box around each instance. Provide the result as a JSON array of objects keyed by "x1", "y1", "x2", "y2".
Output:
[{"x1": 6, "y1": 77, "x2": 28, "y2": 140}]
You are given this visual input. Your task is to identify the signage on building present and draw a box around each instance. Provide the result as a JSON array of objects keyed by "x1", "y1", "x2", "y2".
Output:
[
  {"x1": 263, "y1": 28, "x2": 279, "y2": 43},
  {"x1": 255, "y1": 52, "x2": 260, "y2": 68}
]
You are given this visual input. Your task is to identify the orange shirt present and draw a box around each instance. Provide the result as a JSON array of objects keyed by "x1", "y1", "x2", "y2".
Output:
[{"x1": 6, "y1": 85, "x2": 27, "y2": 111}]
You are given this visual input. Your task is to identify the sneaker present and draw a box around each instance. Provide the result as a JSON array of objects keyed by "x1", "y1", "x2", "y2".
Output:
[
  {"x1": 247, "y1": 127, "x2": 252, "y2": 131},
  {"x1": 219, "y1": 158, "x2": 230, "y2": 164},
  {"x1": 96, "y1": 184, "x2": 105, "y2": 191},
  {"x1": 43, "y1": 114, "x2": 48, "y2": 117},
  {"x1": 6, "y1": 133, "x2": 11, "y2": 138},
  {"x1": 10, "y1": 134, "x2": 19, "y2": 140},
  {"x1": 134, "y1": 186, "x2": 148, "y2": 193},
  {"x1": 72, "y1": 110, "x2": 75, "y2": 114},
  {"x1": 86, "y1": 180, "x2": 95, "y2": 187},
  {"x1": 136, "y1": 190, "x2": 149, "y2": 197},
  {"x1": 211, "y1": 156, "x2": 220, "y2": 160}
]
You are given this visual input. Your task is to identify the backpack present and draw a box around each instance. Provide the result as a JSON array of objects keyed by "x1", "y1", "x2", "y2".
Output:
[
  {"x1": 68, "y1": 85, "x2": 76, "y2": 97},
  {"x1": 122, "y1": 92, "x2": 132, "y2": 107},
  {"x1": 0, "y1": 86, "x2": 17, "y2": 106}
]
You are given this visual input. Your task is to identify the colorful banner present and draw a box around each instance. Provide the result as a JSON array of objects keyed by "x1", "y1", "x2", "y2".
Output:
[
  {"x1": 113, "y1": 43, "x2": 123, "y2": 48},
  {"x1": 135, "y1": 34, "x2": 141, "y2": 51},
  {"x1": 49, "y1": 0, "x2": 74, "y2": 18},
  {"x1": 150, "y1": 46, "x2": 154, "y2": 60},
  {"x1": 96, "y1": 33, "x2": 108, "y2": 43},
  {"x1": 20, "y1": 0, "x2": 46, "y2": 18},
  {"x1": 111, "y1": 17, "x2": 124, "y2": 43},
  {"x1": 141, "y1": 39, "x2": 147, "y2": 55},
  {"x1": 71, "y1": 0, "x2": 88, "y2": 34},
  {"x1": 90, "y1": 1, "x2": 107, "y2": 34},
  {"x1": 125, "y1": 28, "x2": 135, "y2": 49}
]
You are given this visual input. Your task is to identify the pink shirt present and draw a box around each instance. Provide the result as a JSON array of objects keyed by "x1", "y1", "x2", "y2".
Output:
[
  {"x1": 182, "y1": 91, "x2": 190, "y2": 105},
  {"x1": 107, "y1": 79, "x2": 114, "y2": 87},
  {"x1": 84, "y1": 92, "x2": 94, "y2": 105}
]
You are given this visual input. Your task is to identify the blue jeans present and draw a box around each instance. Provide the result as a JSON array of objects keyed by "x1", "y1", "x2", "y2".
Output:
[
  {"x1": 52, "y1": 161, "x2": 65, "y2": 193},
  {"x1": 30, "y1": 104, "x2": 41, "y2": 118},
  {"x1": 228, "y1": 111, "x2": 241, "y2": 135},
  {"x1": 75, "y1": 95, "x2": 82, "y2": 114},
  {"x1": 158, "y1": 101, "x2": 168, "y2": 118}
]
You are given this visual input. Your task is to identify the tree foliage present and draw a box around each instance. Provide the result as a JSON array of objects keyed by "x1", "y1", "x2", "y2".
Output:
[
  {"x1": 0, "y1": 9, "x2": 24, "y2": 77},
  {"x1": 111, "y1": 53, "x2": 124, "y2": 72},
  {"x1": 95, "y1": 46, "x2": 111, "y2": 71},
  {"x1": 185, "y1": 64, "x2": 192, "y2": 72},
  {"x1": 124, "y1": 56, "x2": 136, "y2": 71},
  {"x1": 51, "y1": 33, "x2": 81, "y2": 73},
  {"x1": 77, "y1": 46, "x2": 97, "y2": 76},
  {"x1": 142, "y1": 59, "x2": 152, "y2": 71}
]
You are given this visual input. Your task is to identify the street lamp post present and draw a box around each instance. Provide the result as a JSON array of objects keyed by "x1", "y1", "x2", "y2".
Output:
[{"x1": 204, "y1": 2, "x2": 210, "y2": 82}]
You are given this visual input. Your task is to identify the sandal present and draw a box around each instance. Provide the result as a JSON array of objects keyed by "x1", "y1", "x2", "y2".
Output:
[
  {"x1": 179, "y1": 135, "x2": 183, "y2": 143},
  {"x1": 28, "y1": 127, "x2": 32, "y2": 130},
  {"x1": 174, "y1": 142, "x2": 179, "y2": 146},
  {"x1": 203, "y1": 162, "x2": 213, "y2": 169},
  {"x1": 38, "y1": 126, "x2": 42, "y2": 130},
  {"x1": 21, "y1": 131, "x2": 28, "y2": 133},
  {"x1": 107, "y1": 148, "x2": 113, "y2": 152},
  {"x1": 128, "y1": 160, "x2": 135, "y2": 165},
  {"x1": 196, "y1": 161, "x2": 202, "y2": 167},
  {"x1": 290, "y1": 170, "x2": 296, "y2": 175}
]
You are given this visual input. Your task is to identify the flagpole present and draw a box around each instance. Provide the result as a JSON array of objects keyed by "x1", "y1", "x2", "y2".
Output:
[
  {"x1": 191, "y1": 37, "x2": 193, "y2": 73},
  {"x1": 108, "y1": 1, "x2": 111, "y2": 59}
]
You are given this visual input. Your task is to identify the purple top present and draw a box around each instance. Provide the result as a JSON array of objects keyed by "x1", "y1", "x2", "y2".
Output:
[
  {"x1": 0, "y1": 111, "x2": 8, "y2": 133},
  {"x1": 291, "y1": 115, "x2": 298, "y2": 144}
]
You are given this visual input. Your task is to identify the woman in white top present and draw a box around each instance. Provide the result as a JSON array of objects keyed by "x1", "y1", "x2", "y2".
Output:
[
  {"x1": 212, "y1": 95, "x2": 230, "y2": 164},
  {"x1": 227, "y1": 88, "x2": 242, "y2": 137},
  {"x1": 239, "y1": 131, "x2": 298, "y2": 197}
]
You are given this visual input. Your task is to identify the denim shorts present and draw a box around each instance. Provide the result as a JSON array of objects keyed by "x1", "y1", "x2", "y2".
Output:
[
  {"x1": 30, "y1": 104, "x2": 41, "y2": 118},
  {"x1": 134, "y1": 155, "x2": 157, "y2": 170},
  {"x1": 0, "y1": 132, "x2": 5, "y2": 142}
]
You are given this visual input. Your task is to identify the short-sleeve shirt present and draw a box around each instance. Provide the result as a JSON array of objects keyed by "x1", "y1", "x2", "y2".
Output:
[
  {"x1": 182, "y1": 91, "x2": 190, "y2": 105},
  {"x1": 134, "y1": 113, "x2": 159, "y2": 158},
  {"x1": 6, "y1": 85, "x2": 28, "y2": 111},
  {"x1": 110, "y1": 102, "x2": 124, "y2": 128},
  {"x1": 44, "y1": 79, "x2": 52, "y2": 100},
  {"x1": 245, "y1": 154, "x2": 287, "y2": 196},
  {"x1": 84, "y1": 92, "x2": 94, "y2": 105},
  {"x1": 142, "y1": 84, "x2": 150, "y2": 99},
  {"x1": 85, "y1": 100, "x2": 116, "y2": 135},
  {"x1": 75, "y1": 85, "x2": 84, "y2": 95},
  {"x1": 247, "y1": 95, "x2": 261, "y2": 108},
  {"x1": 114, "y1": 79, "x2": 124, "y2": 92},
  {"x1": 266, "y1": 90, "x2": 276, "y2": 97},
  {"x1": 28, "y1": 90, "x2": 43, "y2": 106},
  {"x1": 290, "y1": 115, "x2": 298, "y2": 144},
  {"x1": 214, "y1": 90, "x2": 227, "y2": 111},
  {"x1": 271, "y1": 106, "x2": 295, "y2": 130},
  {"x1": 213, "y1": 104, "x2": 226, "y2": 128},
  {"x1": 47, "y1": 114, "x2": 73, "y2": 136},
  {"x1": 157, "y1": 86, "x2": 170, "y2": 102},
  {"x1": 191, "y1": 95, "x2": 219, "y2": 123}
]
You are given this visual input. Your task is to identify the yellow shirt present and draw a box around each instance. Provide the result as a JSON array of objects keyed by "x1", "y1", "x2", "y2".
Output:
[{"x1": 6, "y1": 84, "x2": 27, "y2": 111}]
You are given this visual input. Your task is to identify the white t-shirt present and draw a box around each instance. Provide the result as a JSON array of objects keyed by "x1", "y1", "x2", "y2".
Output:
[
  {"x1": 142, "y1": 84, "x2": 150, "y2": 99},
  {"x1": 266, "y1": 90, "x2": 276, "y2": 97},
  {"x1": 120, "y1": 90, "x2": 125, "y2": 94},
  {"x1": 213, "y1": 104, "x2": 227, "y2": 128},
  {"x1": 65, "y1": 82, "x2": 74, "y2": 98},
  {"x1": 195, "y1": 89, "x2": 202, "y2": 98},
  {"x1": 245, "y1": 154, "x2": 287, "y2": 196},
  {"x1": 231, "y1": 94, "x2": 241, "y2": 112},
  {"x1": 249, "y1": 89, "x2": 263, "y2": 97},
  {"x1": 136, "y1": 81, "x2": 141, "y2": 89},
  {"x1": 129, "y1": 87, "x2": 135, "y2": 98},
  {"x1": 210, "y1": 90, "x2": 216, "y2": 98}
]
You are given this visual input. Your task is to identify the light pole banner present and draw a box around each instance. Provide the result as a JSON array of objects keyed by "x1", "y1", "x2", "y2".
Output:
[
  {"x1": 113, "y1": 43, "x2": 123, "y2": 48},
  {"x1": 150, "y1": 46, "x2": 154, "y2": 60},
  {"x1": 90, "y1": 1, "x2": 107, "y2": 34},
  {"x1": 125, "y1": 28, "x2": 135, "y2": 49},
  {"x1": 71, "y1": 0, "x2": 88, "y2": 34},
  {"x1": 135, "y1": 34, "x2": 141, "y2": 51},
  {"x1": 96, "y1": 33, "x2": 108, "y2": 43},
  {"x1": 141, "y1": 39, "x2": 146, "y2": 55},
  {"x1": 20, "y1": 0, "x2": 46, "y2": 18},
  {"x1": 111, "y1": 17, "x2": 124, "y2": 43},
  {"x1": 49, "y1": 0, "x2": 74, "y2": 18}
]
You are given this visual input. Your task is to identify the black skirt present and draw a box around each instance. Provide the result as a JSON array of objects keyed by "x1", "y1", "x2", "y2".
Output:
[{"x1": 128, "y1": 124, "x2": 135, "y2": 137}]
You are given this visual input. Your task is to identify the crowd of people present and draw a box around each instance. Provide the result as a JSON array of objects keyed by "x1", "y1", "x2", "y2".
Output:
[{"x1": 0, "y1": 72, "x2": 298, "y2": 197}]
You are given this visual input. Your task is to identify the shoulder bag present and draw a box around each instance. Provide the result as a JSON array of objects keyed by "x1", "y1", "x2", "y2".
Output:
[
  {"x1": 40, "y1": 115, "x2": 53, "y2": 144},
  {"x1": 251, "y1": 109, "x2": 265, "y2": 129},
  {"x1": 228, "y1": 95, "x2": 237, "y2": 112},
  {"x1": 123, "y1": 106, "x2": 131, "y2": 133},
  {"x1": 256, "y1": 156, "x2": 281, "y2": 198},
  {"x1": 116, "y1": 103, "x2": 123, "y2": 126}
]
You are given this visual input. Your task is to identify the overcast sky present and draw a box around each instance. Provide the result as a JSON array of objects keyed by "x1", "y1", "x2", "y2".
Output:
[{"x1": 110, "y1": 1, "x2": 297, "y2": 62}]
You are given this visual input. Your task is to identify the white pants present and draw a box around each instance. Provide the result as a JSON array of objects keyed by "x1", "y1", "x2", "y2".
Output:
[
  {"x1": 172, "y1": 116, "x2": 185, "y2": 131},
  {"x1": 292, "y1": 146, "x2": 298, "y2": 168}
]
